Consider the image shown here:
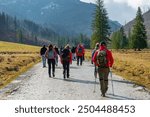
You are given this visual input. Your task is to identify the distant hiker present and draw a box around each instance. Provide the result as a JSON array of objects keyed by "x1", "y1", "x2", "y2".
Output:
[
  {"x1": 54, "y1": 45, "x2": 60, "y2": 66},
  {"x1": 92, "y1": 43, "x2": 100, "y2": 78},
  {"x1": 60, "y1": 44, "x2": 72, "y2": 79},
  {"x1": 45, "y1": 44, "x2": 57, "y2": 77},
  {"x1": 71, "y1": 46, "x2": 76, "y2": 60},
  {"x1": 91, "y1": 43, "x2": 99, "y2": 64},
  {"x1": 76, "y1": 44, "x2": 85, "y2": 66},
  {"x1": 93, "y1": 41, "x2": 114, "y2": 97},
  {"x1": 40, "y1": 45, "x2": 47, "y2": 68}
]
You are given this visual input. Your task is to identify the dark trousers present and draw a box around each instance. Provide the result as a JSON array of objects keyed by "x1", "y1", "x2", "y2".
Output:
[
  {"x1": 77, "y1": 56, "x2": 83, "y2": 65},
  {"x1": 63, "y1": 61, "x2": 70, "y2": 77},
  {"x1": 98, "y1": 67, "x2": 110, "y2": 95},
  {"x1": 48, "y1": 59, "x2": 55, "y2": 76}
]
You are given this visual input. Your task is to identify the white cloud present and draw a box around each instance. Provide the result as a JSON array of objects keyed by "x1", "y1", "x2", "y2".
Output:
[
  {"x1": 114, "y1": 0, "x2": 150, "y2": 9},
  {"x1": 80, "y1": 0, "x2": 95, "y2": 3},
  {"x1": 80, "y1": 0, "x2": 150, "y2": 10}
]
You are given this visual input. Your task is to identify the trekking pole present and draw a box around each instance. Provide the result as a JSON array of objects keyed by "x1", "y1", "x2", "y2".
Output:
[
  {"x1": 93, "y1": 76, "x2": 96, "y2": 93},
  {"x1": 110, "y1": 70, "x2": 114, "y2": 96},
  {"x1": 93, "y1": 66, "x2": 97, "y2": 93}
]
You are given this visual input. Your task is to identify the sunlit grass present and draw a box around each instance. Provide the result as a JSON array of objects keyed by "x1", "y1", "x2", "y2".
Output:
[
  {"x1": 0, "y1": 41, "x2": 41, "y2": 88},
  {"x1": 0, "y1": 41, "x2": 40, "y2": 53}
]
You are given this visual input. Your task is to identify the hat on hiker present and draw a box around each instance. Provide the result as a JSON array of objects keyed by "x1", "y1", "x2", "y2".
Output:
[
  {"x1": 65, "y1": 44, "x2": 70, "y2": 49},
  {"x1": 100, "y1": 41, "x2": 106, "y2": 46}
]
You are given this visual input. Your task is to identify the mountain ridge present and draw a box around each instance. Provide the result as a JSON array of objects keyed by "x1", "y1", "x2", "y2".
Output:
[
  {"x1": 124, "y1": 10, "x2": 150, "y2": 41},
  {"x1": 0, "y1": 0, "x2": 121, "y2": 36}
]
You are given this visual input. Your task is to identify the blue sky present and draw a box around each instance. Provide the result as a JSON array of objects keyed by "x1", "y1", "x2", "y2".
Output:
[{"x1": 80, "y1": 0, "x2": 150, "y2": 25}]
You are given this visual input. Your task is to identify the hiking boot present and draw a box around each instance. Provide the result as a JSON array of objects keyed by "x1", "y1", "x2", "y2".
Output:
[
  {"x1": 53, "y1": 73, "x2": 55, "y2": 77},
  {"x1": 64, "y1": 74, "x2": 66, "y2": 79},
  {"x1": 101, "y1": 93, "x2": 105, "y2": 97}
]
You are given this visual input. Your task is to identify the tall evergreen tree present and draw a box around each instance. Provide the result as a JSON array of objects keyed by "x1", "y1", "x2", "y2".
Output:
[
  {"x1": 91, "y1": 0, "x2": 110, "y2": 48},
  {"x1": 111, "y1": 31, "x2": 119, "y2": 49},
  {"x1": 111, "y1": 27, "x2": 128, "y2": 49},
  {"x1": 128, "y1": 28, "x2": 132, "y2": 48},
  {"x1": 34, "y1": 36, "x2": 38, "y2": 45},
  {"x1": 131, "y1": 7, "x2": 147, "y2": 51},
  {"x1": 120, "y1": 27, "x2": 128, "y2": 49},
  {"x1": 14, "y1": 16, "x2": 17, "y2": 31},
  {"x1": 16, "y1": 30, "x2": 23, "y2": 43}
]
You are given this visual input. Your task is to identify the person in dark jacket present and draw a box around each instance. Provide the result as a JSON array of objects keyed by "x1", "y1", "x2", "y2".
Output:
[
  {"x1": 60, "y1": 44, "x2": 72, "y2": 79},
  {"x1": 93, "y1": 41, "x2": 114, "y2": 97},
  {"x1": 40, "y1": 45, "x2": 47, "y2": 68},
  {"x1": 45, "y1": 44, "x2": 57, "y2": 77}
]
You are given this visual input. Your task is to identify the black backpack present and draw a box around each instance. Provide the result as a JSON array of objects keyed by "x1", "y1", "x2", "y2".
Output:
[{"x1": 61, "y1": 49, "x2": 70, "y2": 61}]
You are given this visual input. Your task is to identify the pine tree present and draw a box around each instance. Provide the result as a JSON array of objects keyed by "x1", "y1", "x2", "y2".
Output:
[
  {"x1": 91, "y1": 0, "x2": 110, "y2": 48},
  {"x1": 14, "y1": 16, "x2": 17, "y2": 31},
  {"x1": 131, "y1": 7, "x2": 147, "y2": 51},
  {"x1": 120, "y1": 27, "x2": 128, "y2": 49},
  {"x1": 128, "y1": 29, "x2": 132, "y2": 48},
  {"x1": 111, "y1": 31, "x2": 119, "y2": 49},
  {"x1": 17, "y1": 30, "x2": 23, "y2": 43},
  {"x1": 111, "y1": 27, "x2": 128, "y2": 49},
  {"x1": 34, "y1": 36, "x2": 38, "y2": 45},
  {"x1": 115, "y1": 31, "x2": 121, "y2": 49}
]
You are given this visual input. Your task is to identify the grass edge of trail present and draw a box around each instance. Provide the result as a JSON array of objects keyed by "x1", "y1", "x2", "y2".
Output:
[{"x1": 0, "y1": 59, "x2": 41, "y2": 89}]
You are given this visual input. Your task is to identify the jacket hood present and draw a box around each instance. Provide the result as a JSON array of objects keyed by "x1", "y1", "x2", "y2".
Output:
[{"x1": 100, "y1": 45, "x2": 106, "y2": 50}]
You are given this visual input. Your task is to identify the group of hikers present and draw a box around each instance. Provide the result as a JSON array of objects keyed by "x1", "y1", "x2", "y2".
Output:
[
  {"x1": 40, "y1": 44, "x2": 85, "y2": 78},
  {"x1": 40, "y1": 41, "x2": 114, "y2": 97}
]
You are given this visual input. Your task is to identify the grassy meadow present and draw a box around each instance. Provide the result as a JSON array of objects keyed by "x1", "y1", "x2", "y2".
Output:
[
  {"x1": 85, "y1": 49, "x2": 150, "y2": 89},
  {"x1": 0, "y1": 41, "x2": 41, "y2": 88}
]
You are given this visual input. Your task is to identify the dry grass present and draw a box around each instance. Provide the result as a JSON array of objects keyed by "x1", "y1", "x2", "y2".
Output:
[
  {"x1": 85, "y1": 49, "x2": 92, "y2": 61},
  {"x1": 85, "y1": 49, "x2": 150, "y2": 89},
  {"x1": 0, "y1": 41, "x2": 41, "y2": 88},
  {"x1": 112, "y1": 49, "x2": 150, "y2": 89}
]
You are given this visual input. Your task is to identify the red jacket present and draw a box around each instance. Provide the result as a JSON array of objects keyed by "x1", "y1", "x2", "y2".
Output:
[
  {"x1": 60, "y1": 51, "x2": 72, "y2": 64},
  {"x1": 92, "y1": 45, "x2": 114, "y2": 67},
  {"x1": 76, "y1": 45, "x2": 85, "y2": 56}
]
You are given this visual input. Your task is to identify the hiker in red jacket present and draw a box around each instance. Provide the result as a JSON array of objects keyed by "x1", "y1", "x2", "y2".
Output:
[
  {"x1": 92, "y1": 41, "x2": 114, "y2": 97},
  {"x1": 60, "y1": 44, "x2": 72, "y2": 79},
  {"x1": 76, "y1": 44, "x2": 85, "y2": 66}
]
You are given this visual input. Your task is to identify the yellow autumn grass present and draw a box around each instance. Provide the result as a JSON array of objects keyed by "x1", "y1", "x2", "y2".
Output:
[
  {"x1": 85, "y1": 49, "x2": 150, "y2": 89},
  {"x1": 0, "y1": 41, "x2": 40, "y2": 52},
  {"x1": 0, "y1": 41, "x2": 41, "y2": 88}
]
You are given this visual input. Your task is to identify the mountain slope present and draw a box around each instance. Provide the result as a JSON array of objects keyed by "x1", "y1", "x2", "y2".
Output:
[
  {"x1": 0, "y1": 0, "x2": 121, "y2": 36},
  {"x1": 124, "y1": 10, "x2": 150, "y2": 40}
]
